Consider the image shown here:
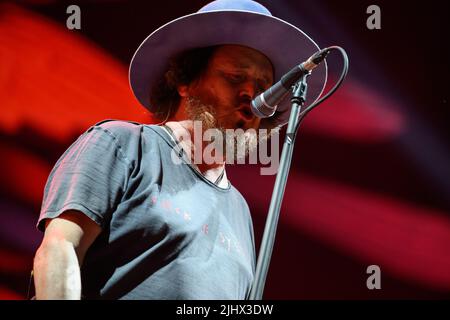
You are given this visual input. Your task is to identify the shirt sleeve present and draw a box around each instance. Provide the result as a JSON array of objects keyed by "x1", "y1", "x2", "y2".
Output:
[{"x1": 37, "y1": 125, "x2": 131, "y2": 232}]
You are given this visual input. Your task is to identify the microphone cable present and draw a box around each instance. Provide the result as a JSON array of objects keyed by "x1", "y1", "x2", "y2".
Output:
[{"x1": 293, "y1": 45, "x2": 349, "y2": 141}]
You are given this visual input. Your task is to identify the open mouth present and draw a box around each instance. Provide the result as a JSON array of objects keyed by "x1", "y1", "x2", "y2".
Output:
[{"x1": 237, "y1": 106, "x2": 254, "y2": 121}]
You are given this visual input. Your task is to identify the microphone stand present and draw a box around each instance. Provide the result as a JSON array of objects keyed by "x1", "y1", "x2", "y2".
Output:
[{"x1": 249, "y1": 73, "x2": 310, "y2": 300}]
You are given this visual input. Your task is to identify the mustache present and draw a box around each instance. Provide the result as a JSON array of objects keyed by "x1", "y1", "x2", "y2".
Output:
[
  {"x1": 215, "y1": 97, "x2": 253, "y2": 119},
  {"x1": 186, "y1": 95, "x2": 255, "y2": 124}
]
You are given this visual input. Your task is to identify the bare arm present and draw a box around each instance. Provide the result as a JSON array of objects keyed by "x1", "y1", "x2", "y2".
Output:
[{"x1": 33, "y1": 210, "x2": 101, "y2": 300}]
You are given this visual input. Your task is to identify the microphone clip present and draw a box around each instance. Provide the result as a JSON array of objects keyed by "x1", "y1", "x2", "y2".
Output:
[{"x1": 291, "y1": 72, "x2": 310, "y2": 106}]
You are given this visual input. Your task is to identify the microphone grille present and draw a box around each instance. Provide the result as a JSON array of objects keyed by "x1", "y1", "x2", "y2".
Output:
[{"x1": 251, "y1": 94, "x2": 276, "y2": 118}]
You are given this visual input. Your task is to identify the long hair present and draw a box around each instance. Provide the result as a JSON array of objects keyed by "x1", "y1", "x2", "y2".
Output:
[{"x1": 149, "y1": 46, "x2": 218, "y2": 121}]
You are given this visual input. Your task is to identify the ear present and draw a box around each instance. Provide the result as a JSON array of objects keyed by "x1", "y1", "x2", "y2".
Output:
[{"x1": 177, "y1": 84, "x2": 189, "y2": 97}]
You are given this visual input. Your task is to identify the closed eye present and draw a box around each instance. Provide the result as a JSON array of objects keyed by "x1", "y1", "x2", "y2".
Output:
[
  {"x1": 224, "y1": 73, "x2": 246, "y2": 84},
  {"x1": 221, "y1": 71, "x2": 271, "y2": 93}
]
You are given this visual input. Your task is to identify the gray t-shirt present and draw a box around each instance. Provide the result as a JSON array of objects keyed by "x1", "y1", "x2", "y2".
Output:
[{"x1": 37, "y1": 120, "x2": 256, "y2": 299}]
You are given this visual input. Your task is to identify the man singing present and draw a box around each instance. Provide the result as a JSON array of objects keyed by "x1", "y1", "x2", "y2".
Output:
[{"x1": 33, "y1": 0, "x2": 326, "y2": 299}]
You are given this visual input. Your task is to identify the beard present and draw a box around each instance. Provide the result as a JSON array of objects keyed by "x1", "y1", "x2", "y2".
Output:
[{"x1": 184, "y1": 96, "x2": 275, "y2": 162}]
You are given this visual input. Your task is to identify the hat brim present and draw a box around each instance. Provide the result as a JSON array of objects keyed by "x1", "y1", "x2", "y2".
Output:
[{"x1": 129, "y1": 10, "x2": 327, "y2": 117}]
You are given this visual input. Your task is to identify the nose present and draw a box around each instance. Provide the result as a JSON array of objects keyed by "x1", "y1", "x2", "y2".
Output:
[{"x1": 239, "y1": 79, "x2": 262, "y2": 101}]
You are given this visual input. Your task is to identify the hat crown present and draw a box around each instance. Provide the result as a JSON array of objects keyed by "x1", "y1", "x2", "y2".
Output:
[{"x1": 198, "y1": 0, "x2": 272, "y2": 15}]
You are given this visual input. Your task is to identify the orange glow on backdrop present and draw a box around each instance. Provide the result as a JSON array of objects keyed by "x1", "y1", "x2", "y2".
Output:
[
  {"x1": 0, "y1": 2, "x2": 448, "y2": 299},
  {"x1": 0, "y1": 3, "x2": 153, "y2": 142}
]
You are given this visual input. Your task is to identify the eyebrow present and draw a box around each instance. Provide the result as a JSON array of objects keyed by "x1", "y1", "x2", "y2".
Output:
[{"x1": 225, "y1": 64, "x2": 273, "y2": 84}]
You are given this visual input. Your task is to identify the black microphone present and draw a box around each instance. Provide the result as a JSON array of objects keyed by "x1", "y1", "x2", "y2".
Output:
[{"x1": 251, "y1": 48, "x2": 330, "y2": 118}]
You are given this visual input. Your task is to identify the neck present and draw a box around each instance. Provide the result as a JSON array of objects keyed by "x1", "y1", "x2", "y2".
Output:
[{"x1": 163, "y1": 120, "x2": 227, "y2": 186}]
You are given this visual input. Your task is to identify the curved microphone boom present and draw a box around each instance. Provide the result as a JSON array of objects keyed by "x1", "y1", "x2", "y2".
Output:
[{"x1": 251, "y1": 48, "x2": 331, "y2": 118}]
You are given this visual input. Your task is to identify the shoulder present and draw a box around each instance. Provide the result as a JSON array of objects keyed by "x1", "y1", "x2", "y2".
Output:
[
  {"x1": 90, "y1": 119, "x2": 143, "y2": 138},
  {"x1": 84, "y1": 119, "x2": 164, "y2": 162},
  {"x1": 91, "y1": 119, "x2": 162, "y2": 139},
  {"x1": 88, "y1": 119, "x2": 159, "y2": 147}
]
